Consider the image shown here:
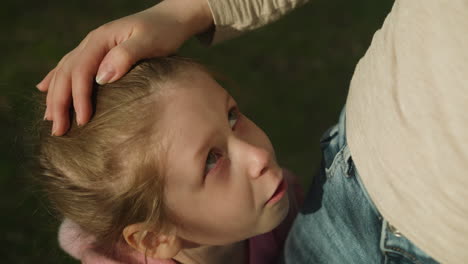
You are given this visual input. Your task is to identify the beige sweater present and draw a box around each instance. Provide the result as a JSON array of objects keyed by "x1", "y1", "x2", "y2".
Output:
[{"x1": 205, "y1": 0, "x2": 468, "y2": 263}]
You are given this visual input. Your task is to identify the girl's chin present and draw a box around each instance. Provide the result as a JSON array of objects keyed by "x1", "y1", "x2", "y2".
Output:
[{"x1": 256, "y1": 198, "x2": 290, "y2": 235}]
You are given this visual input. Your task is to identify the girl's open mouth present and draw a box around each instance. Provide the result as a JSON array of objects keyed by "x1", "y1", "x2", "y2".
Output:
[{"x1": 266, "y1": 178, "x2": 288, "y2": 206}]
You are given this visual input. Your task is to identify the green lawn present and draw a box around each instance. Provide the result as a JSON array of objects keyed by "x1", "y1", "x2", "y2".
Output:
[{"x1": 1, "y1": 0, "x2": 392, "y2": 262}]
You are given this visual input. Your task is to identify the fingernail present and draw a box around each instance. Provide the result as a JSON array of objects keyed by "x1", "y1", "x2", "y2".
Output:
[
  {"x1": 51, "y1": 122, "x2": 57, "y2": 136},
  {"x1": 96, "y1": 70, "x2": 115, "y2": 85},
  {"x1": 76, "y1": 115, "x2": 83, "y2": 127},
  {"x1": 44, "y1": 108, "x2": 50, "y2": 121},
  {"x1": 75, "y1": 107, "x2": 82, "y2": 126}
]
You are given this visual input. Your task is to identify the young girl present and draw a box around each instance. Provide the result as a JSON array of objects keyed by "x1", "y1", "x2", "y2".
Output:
[
  {"x1": 38, "y1": 0, "x2": 468, "y2": 262},
  {"x1": 37, "y1": 57, "x2": 301, "y2": 264}
]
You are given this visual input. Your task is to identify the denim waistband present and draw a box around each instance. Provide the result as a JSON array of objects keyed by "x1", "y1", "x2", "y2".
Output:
[{"x1": 322, "y1": 106, "x2": 381, "y2": 219}]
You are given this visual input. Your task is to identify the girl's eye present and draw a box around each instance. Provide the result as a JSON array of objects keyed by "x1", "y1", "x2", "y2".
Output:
[
  {"x1": 228, "y1": 107, "x2": 239, "y2": 129},
  {"x1": 204, "y1": 107, "x2": 239, "y2": 176},
  {"x1": 205, "y1": 151, "x2": 220, "y2": 175}
]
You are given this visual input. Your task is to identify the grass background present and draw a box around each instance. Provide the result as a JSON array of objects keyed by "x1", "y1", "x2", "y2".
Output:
[{"x1": 1, "y1": 0, "x2": 393, "y2": 262}]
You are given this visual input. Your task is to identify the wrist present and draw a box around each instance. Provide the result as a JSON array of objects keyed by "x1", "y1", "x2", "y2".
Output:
[{"x1": 157, "y1": 0, "x2": 214, "y2": 38}]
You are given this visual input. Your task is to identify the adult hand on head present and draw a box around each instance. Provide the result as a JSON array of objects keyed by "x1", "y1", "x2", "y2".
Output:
[{"x1": 37, "y1": 0, "x2": 213, "y2": 136}]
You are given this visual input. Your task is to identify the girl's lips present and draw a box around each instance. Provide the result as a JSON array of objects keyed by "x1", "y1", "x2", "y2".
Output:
[{"x1": 266, "y1": 178, "x2": 288, "y2": 206}]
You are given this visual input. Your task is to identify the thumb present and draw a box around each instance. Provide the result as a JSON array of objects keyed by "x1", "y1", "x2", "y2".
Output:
[{"x1": 95, "y1": 37, "x2": 158, "y2": 85}]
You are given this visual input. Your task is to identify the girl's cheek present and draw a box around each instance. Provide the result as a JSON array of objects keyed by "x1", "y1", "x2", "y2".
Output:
[
  {"x1": 209, "y1": 157, "x2": 231, "y2": 184},
  {"x1": 219, "y1": 158, "x2": 231, "y2": 181}
]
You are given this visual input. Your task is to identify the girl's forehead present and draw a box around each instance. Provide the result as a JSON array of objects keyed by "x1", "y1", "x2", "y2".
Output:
[
  {"x1": 157, "y1": 75, "x2": 232, "y2": 182},
  {"x1": 161, "y1": 76, "x2": 230, "y2": 135},
  {"x1": 163, "y1": 70, "x2": 229, "y2": 105}
]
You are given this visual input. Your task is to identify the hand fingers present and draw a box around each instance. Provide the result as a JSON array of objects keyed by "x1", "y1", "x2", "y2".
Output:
[
  {"x1": 44, "y1": 70, "x2": 57, "y2": 121},
  {"x1": 50, "y1": 69, "x2": 72, "y2": 136},
  {"x1": 44, "y1": 21, "x2": 154, "y2": 133},
  {"x1": 38, "y1": 51, "x2": 72, "y2": 92},
  {"x1": 47, "y1": 32, "x2": 107, "y2": 132},
  {"x1": 96, "y1": 36, "x2": 155, "y2": 85},
  {"x1": 36, "y1": 67, "x2": 56, "y2": 92},
  {"x1": 44, "y1": 50, "x2": 75, "y2": 120},
  {"x1": 72, "y1": 67, "x2": 94, "y2": 127},
  {"x1": 69, "y1": 34, "x2": 110, "y2": 126}
]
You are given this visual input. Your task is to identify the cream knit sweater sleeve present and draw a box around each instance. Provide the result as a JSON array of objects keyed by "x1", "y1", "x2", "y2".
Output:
[{"x1": 205, "y1": 0, "x2": 309, "y2": 44}]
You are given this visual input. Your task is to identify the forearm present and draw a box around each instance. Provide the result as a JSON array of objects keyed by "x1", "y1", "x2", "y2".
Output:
[
  {"x1": 148, "y1": 0, "x2": 214, "y2": 40},
  {"x1": 153, "y1": 0, "x2": 310, "y2": 45}
]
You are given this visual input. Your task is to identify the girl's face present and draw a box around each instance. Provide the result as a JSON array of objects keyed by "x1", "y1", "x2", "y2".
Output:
[{"x1": 159, "y1": 68, "x2": 289, "y2": 245}]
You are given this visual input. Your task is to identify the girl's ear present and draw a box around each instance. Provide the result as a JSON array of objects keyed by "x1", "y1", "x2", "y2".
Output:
[{"x1": 123, "y1": 223, "x2": 182, "y2": 260}]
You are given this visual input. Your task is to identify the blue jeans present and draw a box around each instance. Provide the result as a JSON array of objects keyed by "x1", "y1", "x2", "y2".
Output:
[{"x1": 282, "y1": 108, "x2": 438, "y2": 264}]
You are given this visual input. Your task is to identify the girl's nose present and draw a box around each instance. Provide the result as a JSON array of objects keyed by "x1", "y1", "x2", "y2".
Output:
[{"x1": 231, "y1": 138, "x2": 272, "y2": 179}]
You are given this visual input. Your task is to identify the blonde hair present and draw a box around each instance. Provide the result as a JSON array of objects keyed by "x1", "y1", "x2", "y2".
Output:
[{"x1": 36, "y1": 57, "x2": 203, "y2": 252}]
